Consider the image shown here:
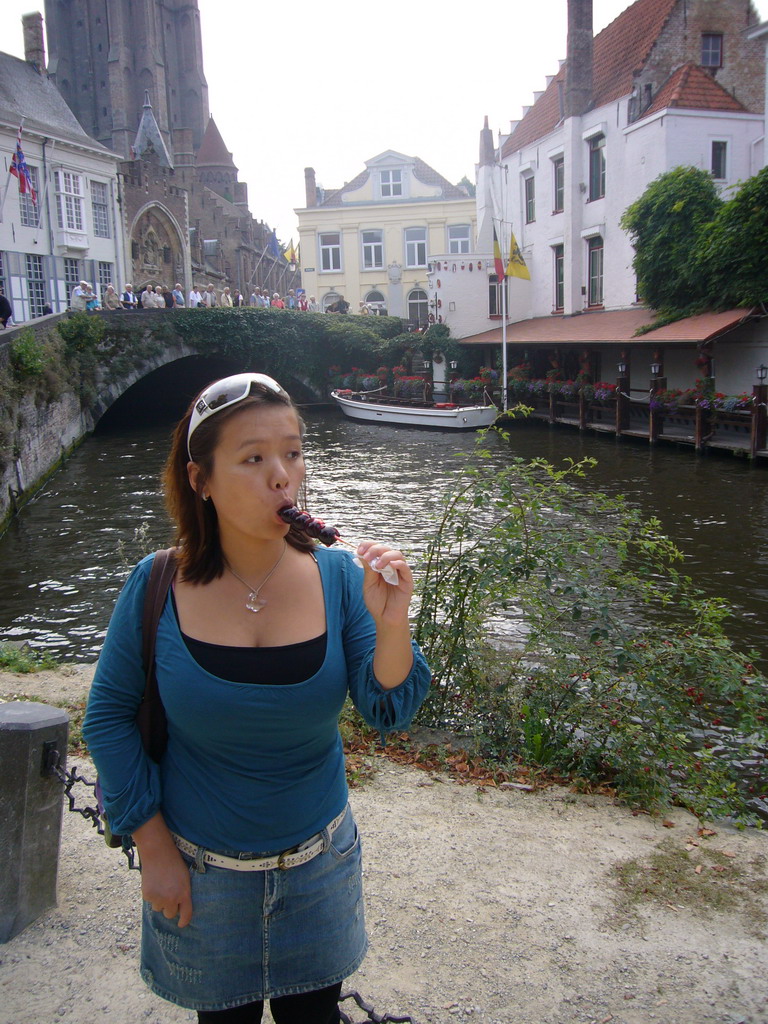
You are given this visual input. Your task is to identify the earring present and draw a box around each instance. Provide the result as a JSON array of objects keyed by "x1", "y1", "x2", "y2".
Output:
[{"x1": 202, "y1": 492, "x2": 210, "y2": 502}]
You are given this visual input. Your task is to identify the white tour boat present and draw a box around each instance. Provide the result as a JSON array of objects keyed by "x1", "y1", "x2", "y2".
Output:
[{"x1": 330, "y1": 389, "x2": 498, "y2": 430}]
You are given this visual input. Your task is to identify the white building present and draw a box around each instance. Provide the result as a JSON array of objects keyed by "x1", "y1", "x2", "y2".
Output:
[
  {"x1": 0, "y1": 17, "x2": 123, "y2": 323},
  {"x1": 434, "y1": 0, "x2": 766, "y2": 390}
]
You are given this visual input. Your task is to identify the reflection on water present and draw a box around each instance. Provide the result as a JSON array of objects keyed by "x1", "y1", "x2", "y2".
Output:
[{"x1": 0, "y1": 411, "x2": 766, "y2": 662}]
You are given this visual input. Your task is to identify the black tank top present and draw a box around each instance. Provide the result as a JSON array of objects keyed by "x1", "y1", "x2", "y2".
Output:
[{"x1": 171, "y1": 592, "x2": 327, "y2": 684}]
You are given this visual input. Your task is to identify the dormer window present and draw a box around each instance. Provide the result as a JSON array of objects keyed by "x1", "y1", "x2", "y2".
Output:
[{"x1": 380, "y1": 169, "x2": 402, "y2": 197}]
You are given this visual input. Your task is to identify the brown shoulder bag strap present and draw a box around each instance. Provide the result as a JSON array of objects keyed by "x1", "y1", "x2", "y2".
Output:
[{"x1": 141, "y1": 547, "x2": 178, "y2": 700}]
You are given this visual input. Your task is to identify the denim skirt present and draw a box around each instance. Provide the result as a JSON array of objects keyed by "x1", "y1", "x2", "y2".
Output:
[{"x1": 140, "y1": 805, "x2": 367, "y2": 1011}]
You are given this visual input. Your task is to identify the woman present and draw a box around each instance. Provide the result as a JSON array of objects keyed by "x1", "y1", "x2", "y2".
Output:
[
  {"x1": 83, "y1": 373, "x2": 431, "y2": 1024},
  {"x1": 220, "y1": 286, "x2": 234, "y2": 308},
  {"x1": 103, "y1": 285, "x2": 122, "y2": 310},
  {"x1": 270, "y1": 292, "x2": 284, "y2": 308}
]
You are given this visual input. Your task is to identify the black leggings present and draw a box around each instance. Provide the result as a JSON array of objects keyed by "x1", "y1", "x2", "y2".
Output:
[{"x1": 196, "y1": 981, "x2": 342, "y2": 1024}]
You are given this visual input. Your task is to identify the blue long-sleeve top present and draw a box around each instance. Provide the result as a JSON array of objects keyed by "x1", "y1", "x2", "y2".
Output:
[{"x1": 83, "y1": 546, "x2": 431, "y2": 853}]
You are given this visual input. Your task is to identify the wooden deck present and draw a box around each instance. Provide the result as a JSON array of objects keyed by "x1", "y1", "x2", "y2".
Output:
[{"x1": 506, "y1": 394, "x2": 768, "y2": 460}]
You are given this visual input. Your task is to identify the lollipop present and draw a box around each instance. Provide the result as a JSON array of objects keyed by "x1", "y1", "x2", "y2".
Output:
[{"x1": 279, "y1": 505, "x2": 399, "y2": 585}]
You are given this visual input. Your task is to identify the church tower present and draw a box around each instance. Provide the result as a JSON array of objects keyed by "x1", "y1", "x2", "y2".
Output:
[{"x1": 44, "y1": 0, "x2": 209, "y2": 159}]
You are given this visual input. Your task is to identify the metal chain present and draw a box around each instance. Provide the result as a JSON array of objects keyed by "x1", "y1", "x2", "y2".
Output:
[
  {"x1": 340, "y1": 991, "x2": 419, "y2": 1024},
  {"x1": 45, "y1": 748, "x2": 138, "y2": 870}
]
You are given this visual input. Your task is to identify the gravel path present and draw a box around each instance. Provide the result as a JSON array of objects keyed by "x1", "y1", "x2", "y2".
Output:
[{"x1": 1, "y1": 668, "x2": 767, "y2": 1024}]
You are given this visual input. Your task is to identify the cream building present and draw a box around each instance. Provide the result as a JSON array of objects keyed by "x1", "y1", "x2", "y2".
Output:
[{"x1": 296, "y1": 151, "x2": 475, "y2": 325}]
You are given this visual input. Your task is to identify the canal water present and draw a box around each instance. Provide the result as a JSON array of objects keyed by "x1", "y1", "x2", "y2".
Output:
[{"x1": 0, "y1": 409, "x2": 766, "y2": 665}]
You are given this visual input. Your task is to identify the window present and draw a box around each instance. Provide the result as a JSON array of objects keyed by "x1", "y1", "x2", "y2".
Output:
[
  {"x1": 588, "y1": 135, "x2": 606, "y2": 201},
  {"x1": 322, "y1": 291, "x2": 341, "y2": 311},
  {"x1": 488, "y1": 275, "x2": 509, "y2": 316},
  {"x1": 587, "y1": 236, "x2": 604, "y2": 307},
  {"x1": 711, "y1": 140, "x2": 727, "y2": 180},
  {"x1": 407, "y1": 288, "x2": 428, "y2": 327},
  {"x1": 319, "y1": 232, "x2": 341, "y2": 271},
  {"x1": 361, "y1": 229, "x2": 384, "y2": 270},
  {"x1": 19, "y1": 165, "x2": 40, "y2": 227},
  {"x1": 380, "y1": 169, "x2": 402, "y2": 197},
  {"x1": 98, "y1": 261, "x2": 113, "y2": 299},
  {"x1": 524, "y1": 176, "x2": 535, "y2": 223},
  {"x1": 448, "y1": 224, "x2": 471, "y2": 254},
  {"x1": 553, "y1": 157, "x2": 564, "y2": 213},
  {"x1": 405, "y1": 227, "x2": 427, "y2": 268},
  {"x1": 55, "y1": 170, "x2": 84, "y2": 231},
  {"x1": 553, "y1": 245, "x2": 564, "y2": 311},
  {"x1": 91, "y1": 180, "x2": 110, "y2": 237},
  {"x1": 701, "y1": 33, "x2": 723, "y2": 68},
  {"x1": 25, "y1": 254, "x2": 46, "y2": 317},
  {"x1": 63, "y1": 257, "x2": 81, "y2": 293}
]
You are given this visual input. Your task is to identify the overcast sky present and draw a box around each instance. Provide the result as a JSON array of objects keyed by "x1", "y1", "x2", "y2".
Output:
[{"x1": 4, "y1": 0, "x2": 767, "y2": 243}]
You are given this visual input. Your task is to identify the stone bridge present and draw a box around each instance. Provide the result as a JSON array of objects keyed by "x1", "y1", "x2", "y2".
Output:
[{"x1": 0, "y1": 311, "x2": 322, "y2": 530}]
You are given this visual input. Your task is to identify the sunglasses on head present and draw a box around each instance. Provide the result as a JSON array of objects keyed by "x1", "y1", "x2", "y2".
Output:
[{"x1": 186, "y1": 372, "x2": 286, "y2": 461}]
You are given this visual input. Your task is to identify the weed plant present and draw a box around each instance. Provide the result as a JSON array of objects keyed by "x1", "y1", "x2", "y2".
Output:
[{"x1": 413, "y1": 432, "x2": 768, "y2": 825}]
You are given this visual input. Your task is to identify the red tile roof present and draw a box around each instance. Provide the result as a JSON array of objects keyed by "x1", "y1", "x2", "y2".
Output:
[
  {"x1": 196, "y1": 116, "x2": 235, "y2": 167},
  {"x1": 502, "y1": 0, "x2": 680, "y2": 154},
  {"x1": 643, "y1": 62, "x2": 748, "y2": 116},
  {"x1": 459, "y1": 308, "x2": 752, "y2": 345}
]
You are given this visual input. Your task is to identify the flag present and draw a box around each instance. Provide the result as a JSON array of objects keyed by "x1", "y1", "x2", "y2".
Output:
[
  {"x1": 506, "y1": 231, "x2": 531, "y2": 281},
  {"x1": 284, "y1": 239, "x2": 298, "y2": 265},
  {"x1": 10, "y1": 126, "x2": 37, "y2": 205},
  {"x1": 267, "y1": 229, "x2": 281, "y2": 259},
  {"x1": 492, "y1": 226, "x2": 505, "y2": 279}
]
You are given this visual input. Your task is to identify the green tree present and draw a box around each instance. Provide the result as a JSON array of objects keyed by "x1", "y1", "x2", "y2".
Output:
[
  {"x1": 694, "y1": 166, "x2": 768, "y2": 308},
  {"x1": 621, "y1": 167, "x2": 722, "y2": 313},
  {"x1": 456, "y1": 175, "x2": 476, "y2": 197}
]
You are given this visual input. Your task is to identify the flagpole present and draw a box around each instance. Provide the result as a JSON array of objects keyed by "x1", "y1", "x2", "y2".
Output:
[
  {"x1": 0, "y1": 163, "x2": 14, "y2": 224},
  {"x1": 0, "y1": 119, "x2": 28, "y2": 224},
  {"x1": 501, "y1": 254, "x2": 508, "y2": 412}
]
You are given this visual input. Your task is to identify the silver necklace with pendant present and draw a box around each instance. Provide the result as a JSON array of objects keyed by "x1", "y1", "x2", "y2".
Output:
[{"x1": 225, "y1": 540, "x2": 287, "y2": 613}]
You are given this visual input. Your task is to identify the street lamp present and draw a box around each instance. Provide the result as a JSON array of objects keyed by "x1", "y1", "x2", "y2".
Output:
[
  {"x1": 757, "y1": 364, "x2": 768, "y2": 383},
  {"x1": 617, "y1": 359, "x2": 628, "y2": 376},
  {"x1": 651, "y1": 360, "x2": 661, "y2": 377},
  {"x1": 450, "y1": 360, "x2": 458, "y2": 370}
]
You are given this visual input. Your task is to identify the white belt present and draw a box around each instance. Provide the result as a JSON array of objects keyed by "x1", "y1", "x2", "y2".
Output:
[{"x1": 170, "y1": 808, "x2": 347, "y2": 872}]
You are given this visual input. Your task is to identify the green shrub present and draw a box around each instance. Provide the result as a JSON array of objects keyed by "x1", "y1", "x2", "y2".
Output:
[
  {"x1": 414, "y1": 434, "x2": 768, "y2": 824},
  {"x1": 0, "y1": 642, "x2": 58, "y2": 673},
  {"x1": 9, "y1": 330, "x2": 45, "y2": 381}
]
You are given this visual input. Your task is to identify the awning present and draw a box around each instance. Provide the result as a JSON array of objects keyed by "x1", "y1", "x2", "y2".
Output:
[{"x1": 459, "y1": 307, "x2": 754, "y2": 346}]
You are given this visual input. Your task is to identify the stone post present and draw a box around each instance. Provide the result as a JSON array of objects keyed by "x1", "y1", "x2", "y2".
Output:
[{"x1": 0, "y1": 702, "x2": 69, "y2": 943}]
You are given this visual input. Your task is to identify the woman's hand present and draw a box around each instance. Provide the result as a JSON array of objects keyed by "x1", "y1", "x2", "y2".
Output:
[
  {"x1": 356, "y1": 541, "x2": 415, "y2": 690},
  {"x1": 133, "y1": 813, "x2": 193, "y2": 928},
  {"x1": 356, "y1": 541, "x2": 413, "y2": 626}
]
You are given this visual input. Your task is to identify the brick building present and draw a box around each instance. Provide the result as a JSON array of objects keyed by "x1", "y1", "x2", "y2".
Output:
[{"x1": 432, "y1": 0, "x2": 765, "y2": 396}]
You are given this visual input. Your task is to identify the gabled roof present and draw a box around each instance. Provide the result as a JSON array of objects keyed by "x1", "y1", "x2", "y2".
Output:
[
  {"x1": 196, "y1": 116, "x2": 235, "y2": 168},
  {"x1": 502, "y1": 0, "x2": 679, "y2": 154},
  {"x1": 643, "y1": 62, "x2": 748, "y2": 116},
  {"x1": 0, "y1": 51, "x2": 115, "y2": 155},
  {"x1": 315, "y1": 154, "x2": 468, "y2": 207}
]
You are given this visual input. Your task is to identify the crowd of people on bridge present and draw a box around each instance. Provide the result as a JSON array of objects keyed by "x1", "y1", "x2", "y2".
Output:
[{"x1": 0, "y1": 281, "x2": 371, "y2": 325}]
